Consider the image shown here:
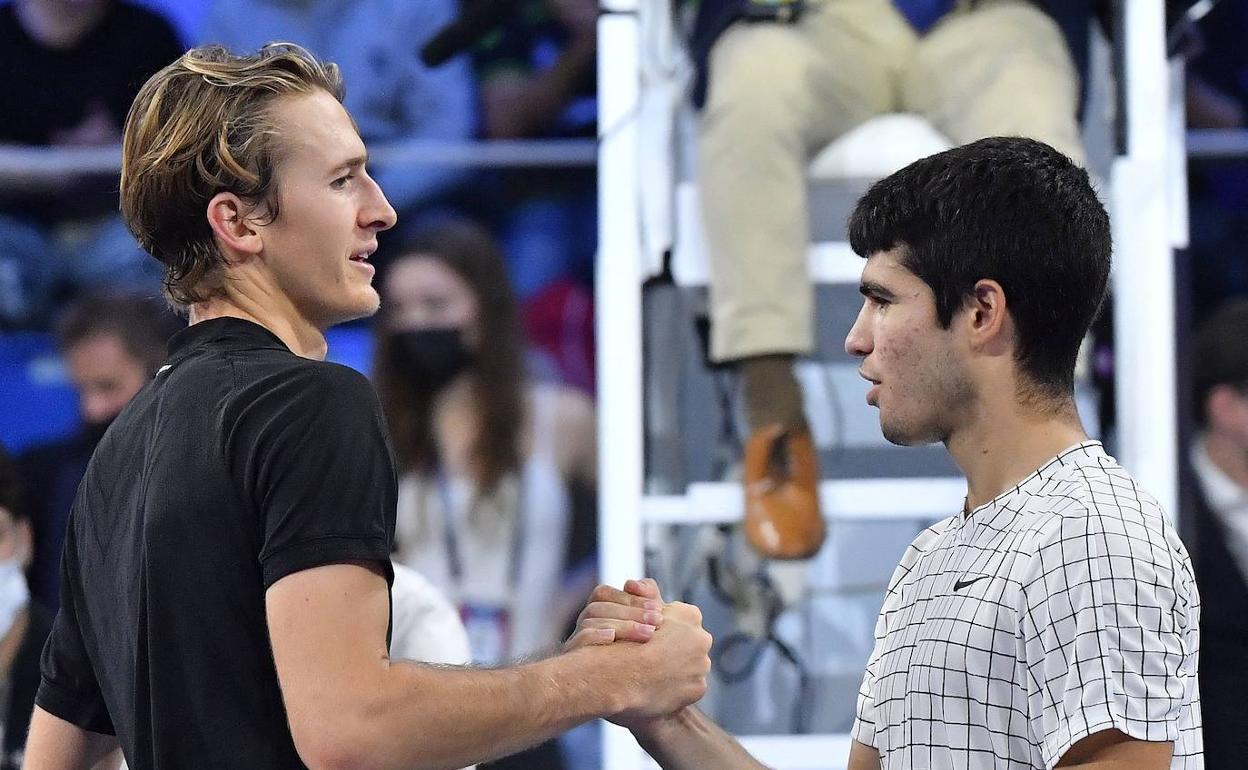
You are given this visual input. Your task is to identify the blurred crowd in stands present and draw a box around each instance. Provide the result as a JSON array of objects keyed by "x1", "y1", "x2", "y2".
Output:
[{"x1": 0, "y1": 0, "x2": 598, "y2": 393}]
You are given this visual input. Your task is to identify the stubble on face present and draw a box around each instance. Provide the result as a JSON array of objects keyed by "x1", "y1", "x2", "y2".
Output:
[
  {"x1": 851, "y1": 249, "x2": 979, "y2": 447},
  {"x1": 872, "y1": 291, "x2": 976, "y2": 447},
  {"x1": 256, "y1": 91, "x2": 393, "y2": 330},
  {"x1": 877, "y1": 335, "x2": 976, "y2": 447}
]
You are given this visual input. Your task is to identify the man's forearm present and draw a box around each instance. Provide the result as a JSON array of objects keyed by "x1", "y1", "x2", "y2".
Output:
[
  {"x1": 22, "y1": 706, "x2": 120, "y2": 770},
  {"x1": 847, "y1": 739, "x2": 881, "y2": 770},
  {"x1": 634, "y1": 707, "x2": 768, "y2": 770},
  {"x1": 343, "y1": 646, "x2": 620, "y2": 770}
]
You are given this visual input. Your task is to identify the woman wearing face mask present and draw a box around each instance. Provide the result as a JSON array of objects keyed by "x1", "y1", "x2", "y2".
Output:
[{"x1": 374, "y1": 221, "x2": 597, "y2": 770}]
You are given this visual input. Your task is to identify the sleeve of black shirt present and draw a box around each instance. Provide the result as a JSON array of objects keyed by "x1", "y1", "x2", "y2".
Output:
[
  {"x1": 34, "y1": 528, "x2": 115, "y2": 736},
  {"x1": 231, "y1": 362, "x2": 397, "y2": 589}
]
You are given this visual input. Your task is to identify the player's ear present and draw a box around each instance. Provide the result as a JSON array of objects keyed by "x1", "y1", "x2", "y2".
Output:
[
  {"x1": 964, "y1": 279, "x2": 1009, "y2": 352},
  {"x1": 207, "y1": 192, "x2": 263, "y2": 258}
]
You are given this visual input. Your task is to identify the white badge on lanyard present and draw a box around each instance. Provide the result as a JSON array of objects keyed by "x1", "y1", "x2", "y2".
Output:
[
  {"x1": 436, "y1": 468, "x2": 525, "y2": 665},
  {"x1": 460, "y1": 602, "x2": 511, "y2": 665}
]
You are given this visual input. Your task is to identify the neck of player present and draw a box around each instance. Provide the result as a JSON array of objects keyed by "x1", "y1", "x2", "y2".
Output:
[
  {"x1": 188, "y1": 291, "x2": 330, "y2": 361},
  {"x1": 947, "y1": 384, "x2": 1087, "y2": 512}
]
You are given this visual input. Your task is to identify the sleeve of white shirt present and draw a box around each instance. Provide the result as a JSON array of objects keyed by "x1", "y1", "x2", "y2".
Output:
[
  {"x1": 1019, "y1": 502, "x2": 1199, "y2": 769},
  {"x1": 851, "y1": 603, "x2": 886, "y2": 747},
  {"x1": 388, "y1": 562, "x2": 472, "y2": 666}
]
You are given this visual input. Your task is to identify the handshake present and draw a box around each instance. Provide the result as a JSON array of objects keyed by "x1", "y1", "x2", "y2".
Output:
[{"x1": 564, "y1": 578, "x2": 713, "y2": 734}]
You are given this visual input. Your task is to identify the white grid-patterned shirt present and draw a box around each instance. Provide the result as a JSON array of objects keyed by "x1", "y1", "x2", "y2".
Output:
[{"x1": 852, "y1": 442, "x2": 1202, "y2": 768}]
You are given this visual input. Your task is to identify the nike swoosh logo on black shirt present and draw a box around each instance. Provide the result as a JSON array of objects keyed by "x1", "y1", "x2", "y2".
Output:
[{"x1": 953, "y1": 575, "x2": 989, "y2": 592}]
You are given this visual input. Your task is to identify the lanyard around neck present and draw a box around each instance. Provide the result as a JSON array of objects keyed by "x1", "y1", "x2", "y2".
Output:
[{"x1": 432, "y1": 466, "x2": 526, "y2": 591}]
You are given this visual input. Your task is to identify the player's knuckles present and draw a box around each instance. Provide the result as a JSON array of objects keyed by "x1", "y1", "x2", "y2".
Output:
[
  {"x1": 583, "y1": 601, "x2": 625, "y2": 619},
  {"x1": 565, "y1": 628, "x2": 609, "y2": 650},
  {"x1": 640, "y1": 578, "x2": 664, "y2": 600},
  {"x1": 665, "y1": 601, "x2": 703, "y2": 624},
  {"x1": 590, "y1": 583, "x2": 623, "y2": 603}
]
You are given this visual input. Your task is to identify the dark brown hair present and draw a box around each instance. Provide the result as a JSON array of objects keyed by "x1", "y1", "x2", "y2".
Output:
[{"x1": 374, "y1": 221, "x2": 526, "y2": 492}]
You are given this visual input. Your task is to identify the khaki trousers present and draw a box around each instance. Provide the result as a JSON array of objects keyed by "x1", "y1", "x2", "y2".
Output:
[{"x1": 700, "y1": 0, "x2": 1084, "y2": 362}]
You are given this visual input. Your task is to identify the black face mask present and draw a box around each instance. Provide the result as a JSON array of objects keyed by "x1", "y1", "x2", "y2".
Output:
[
  {"x1": 386, "y1": 327, "x2": 474, "y2": 392},
  {"x1": 80, "y1": 417, "x2": 113, "y2": 450}
]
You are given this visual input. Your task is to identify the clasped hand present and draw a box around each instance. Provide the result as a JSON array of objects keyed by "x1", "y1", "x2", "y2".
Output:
[{"x1": 565, "y1": 579, "x2": 711, "y2": 731}]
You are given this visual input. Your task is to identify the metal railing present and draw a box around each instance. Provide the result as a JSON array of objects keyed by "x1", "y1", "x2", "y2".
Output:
[
  {"x1": 4, "y1": 130, "x2": 1246, "y2": 181},
  {"x1": 1187, "y1": 128, "x2": 1248, "y2": 159},
  {"x1": 0, "y1": 138, "x2": 598, "y2": 179}
]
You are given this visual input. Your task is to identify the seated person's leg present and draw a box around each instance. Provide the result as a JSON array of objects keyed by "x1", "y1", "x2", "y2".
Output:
[
  {"x1": 699, "y1": 0, "x2": 910, "y2": 558},
  {"x1": 903, "y1": 0, "x2": 1085, "y2": 163}
]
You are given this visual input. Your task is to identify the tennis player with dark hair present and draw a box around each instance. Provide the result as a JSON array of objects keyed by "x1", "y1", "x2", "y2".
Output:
[
  {"x1": 24, "y1": 43, "x2": 712, "y2": 770},
  {"x1": 574, "y1": 137, "x2": 1202, "y2": 769}
]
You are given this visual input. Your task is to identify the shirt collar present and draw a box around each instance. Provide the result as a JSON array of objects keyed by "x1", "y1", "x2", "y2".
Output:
[
  {"x1": 963, "y1": 440, "x2": 1107, "y2": 521},
  {"x1": 167, "y1": 317, "x2": 291, "y2": 357}
]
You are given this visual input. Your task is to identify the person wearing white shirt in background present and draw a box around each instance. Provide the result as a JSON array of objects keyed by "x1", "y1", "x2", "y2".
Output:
[{"x1": 389, "y1": 562, "x2": 471, "y2": 668}]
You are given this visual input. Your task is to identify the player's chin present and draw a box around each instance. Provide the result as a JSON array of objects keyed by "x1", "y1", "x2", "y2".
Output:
[
  {"x1": 332, "y1": 289, "x2": 382, "y2": 325},
  {"x1": 355, "y1": 289, "x2": 382, "y2": 319},
  {"x1": 880, "y1": 416, "x2": 938, "y2": 448}
]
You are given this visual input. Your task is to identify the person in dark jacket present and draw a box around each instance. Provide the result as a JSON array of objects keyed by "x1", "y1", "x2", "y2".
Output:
[{"x1": 1187, "y1": 299, "x2": 1248, "y2": 769}]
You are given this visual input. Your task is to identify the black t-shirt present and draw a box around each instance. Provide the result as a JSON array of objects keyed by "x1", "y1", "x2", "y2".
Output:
[
  {"x1": 0, "y1": 1, "x2": 183, "y2": 219},
  {"x1": 35, "y1": 318, "x2": 396, "y2": 769}
]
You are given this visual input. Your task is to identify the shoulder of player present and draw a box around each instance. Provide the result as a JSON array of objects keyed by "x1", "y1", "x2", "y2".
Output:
[
  {"x1": 894, "y1": 518, "x2": 956, "y2": 566},
  {"x1": 1024, "y1": 459, "x2": 1170, "y2": 539},
  {"x1": 1018, "y1": 477, "x2": 1192, "y2": 584},
  {"x1": 217, "y1": 356, "x2": 379, "y2": 426},
  {"x1": 272, "y1": 359, "x2": 378, "y2": 407}
]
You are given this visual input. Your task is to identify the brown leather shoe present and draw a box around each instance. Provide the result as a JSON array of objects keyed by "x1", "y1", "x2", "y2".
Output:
[{"x1": 743, "y1": 424, "x2": 825, "y2": 560}]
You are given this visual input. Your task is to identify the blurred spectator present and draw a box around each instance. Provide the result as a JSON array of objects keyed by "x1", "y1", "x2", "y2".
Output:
[
  {"x1": 520, "y1": 277, "x2": 595, "y2": 393},
  {"x1": 0, "y1": 444, "x2": 54, "y2": 769},
  {"x1": 373, "y1": 221, "x2": 596, "y2": 770},
  {"x1": 1188, "y1": 299, "x2": 1248, "y2": 768},
  {"x1": 0, "y1": 0, "x2": 181, "y2": 328},
  {"x1": 690, "y1": 0, "x2": 1086, "y2": 558},
  {"x1": 201, "y1": 0, "x2": 476, "y2": 229},
  {"x1": 475, "y1": 0, "x2": 598, "y2": 302},
  {"x1": 17, "y1": 292, "x2": 178, "y2": 610}
]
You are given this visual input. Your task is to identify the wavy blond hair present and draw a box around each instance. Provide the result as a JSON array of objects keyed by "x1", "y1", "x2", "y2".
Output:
[{"x1": 120, "y1": 43, "x2": 344, "y2": 305}]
